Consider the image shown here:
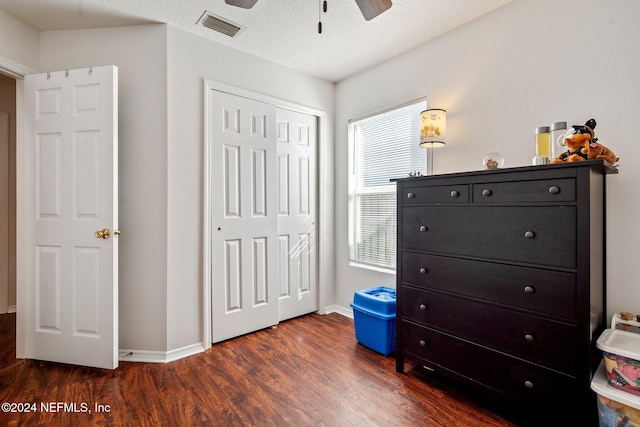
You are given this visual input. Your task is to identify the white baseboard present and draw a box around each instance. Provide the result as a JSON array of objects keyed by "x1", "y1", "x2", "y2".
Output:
[
  {"x1": 119, "y1": 342, "x2": 206, "y2": 364},
  {"x1": 324, "y1": 304, "x2": 353, "y2": 319},
  {"x1": 7, "y1": 305, "x2": 16, "y2": 313}
]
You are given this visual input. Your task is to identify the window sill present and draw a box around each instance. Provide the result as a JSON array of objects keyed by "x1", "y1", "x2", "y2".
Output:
[{"x1": 348, "y1": 261, "x2": 396, "y2": 276}]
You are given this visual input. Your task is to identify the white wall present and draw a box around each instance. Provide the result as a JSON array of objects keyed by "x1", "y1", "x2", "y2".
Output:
[
  {"x1": 0, "y1": 11, "x2": 39, "y2": 315},
  {"x1": 39, "y1": 25, "x2": 170, "y2": 352},
  {"x1": 334, "y1": 0, "x2": 640, "y2": 323},
  {"x1": 32, "y1": 23, "x2": 336, "y2": 356},
  {"x1": 165, "y1": 26, "x2": 335, "y2": 350},
  {"x1": 6, "y1": 0, "x2": 637, "y2": 358},
  {"x1": 0, "y1": 8, "x2": 39, "y2": 73}
]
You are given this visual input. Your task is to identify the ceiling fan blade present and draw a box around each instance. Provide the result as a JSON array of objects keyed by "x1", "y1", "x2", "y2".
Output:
[
  {"x1": 225, "y1": 0, "x2": 259, "y2": 9},
  {"x1": 354, "y1": 0, "x2": 392, "y2": 21}
]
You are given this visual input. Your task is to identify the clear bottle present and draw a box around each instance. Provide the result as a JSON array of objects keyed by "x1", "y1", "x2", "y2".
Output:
[
  {"x1": 533, "y1": 126, "x2": 550, "y2": 165},
  {"x1": 550, "y1": 121, "x2": 568, "y2": 161}
]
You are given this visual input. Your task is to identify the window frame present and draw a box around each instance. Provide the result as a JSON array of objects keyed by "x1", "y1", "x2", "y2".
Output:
[{"x1": 348, "y1": 97, "x2": 427, "y2": 272}]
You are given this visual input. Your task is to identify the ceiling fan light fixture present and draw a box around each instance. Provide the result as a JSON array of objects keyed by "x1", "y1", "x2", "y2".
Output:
[
  {"x1": 355, "y1": 0, "x2": 393, "y2": 21},
  {"x1": 224, "y1": 0, "x2": 259, "y2": 9}
]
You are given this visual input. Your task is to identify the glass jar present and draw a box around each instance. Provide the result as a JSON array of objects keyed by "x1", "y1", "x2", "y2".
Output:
[
  {"x1": 533, "y1": 126, "x2": 550, "y2": 165},
  {"x1": 550, "y1": 121, "x2": 567, "y2": 161}
]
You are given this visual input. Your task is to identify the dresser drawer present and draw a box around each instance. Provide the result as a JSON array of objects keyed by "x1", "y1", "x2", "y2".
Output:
[
  {"x1": 401, "y1": 184, "x2": 469, "y2": 204},
  {"x1": 401, "y1": 286, "x2": 579, "y2": 374},
  {"x1": 401, "y1": 253, "x2": 576, "y2": 320},
  {"x1": 471, "y1": 178, "x2": 575, "y2": 203},
  {"x1": 400, "y1": 321, "x2": 579, "y2": 403},
  {"x1": 402, "y1": 206, "x2": 576, "y2": 268}
]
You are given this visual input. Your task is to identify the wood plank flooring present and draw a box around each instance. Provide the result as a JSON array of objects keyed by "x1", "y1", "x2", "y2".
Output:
[
  {"x1": 0, "y1": 313, "x2": 19, "y2": 374},
  {"x1": 0, "y1": 313, "x2": 523, "y2": 426}
]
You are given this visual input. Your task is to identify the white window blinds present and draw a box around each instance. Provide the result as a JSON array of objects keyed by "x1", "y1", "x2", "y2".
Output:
[{"x1": 349, "y1": 99, "x2": 426, "y2": 270}]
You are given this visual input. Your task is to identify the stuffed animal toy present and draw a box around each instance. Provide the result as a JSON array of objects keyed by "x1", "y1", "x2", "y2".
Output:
[
  {"x1": 551, "y1": 119, "x2": 619, "y2": 165},
  {"x1": 587, "y1": 139, "x2": 619, "y2": 165},
  {"x1": 551, "y1": 130, "x2": 591, "y2": 163}
]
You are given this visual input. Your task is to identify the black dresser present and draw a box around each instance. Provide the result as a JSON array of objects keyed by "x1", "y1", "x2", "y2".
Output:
[{"x1": 395, "y1": 160, "x2": 617, "y2": 421}]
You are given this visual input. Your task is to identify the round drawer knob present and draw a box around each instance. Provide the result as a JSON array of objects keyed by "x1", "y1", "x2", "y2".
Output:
[
  {"x1": 525, "y1": 334, "x2": 534, "y2": 342},
  {"x1": 524, "y1": 380, "x2": 534, "y2": 389},
  {"x1": 419, "y1": 339, "x2": 427, "y2": 347},
  {"x1": 407, "y1": 192, "x2": 415, "y2": 199},
  {"x1": 482, "y1": 189, "x2": 492, "y2": 197},
  {"x1": 548, "y1": 186, "x2": 560, "y2": 194},
  {"x1": 450, "y1": 190, "x2": 459, "y2": 198},
  {"x1": 419, "y1": 267, "x2": 428, "y2": 274},
  {"x1": 524, "y1": 285, "x2": 535, "y2": 294},
  {"x1": 419, "y1": 304, "x2": 427, "y2": 311},
  {"x1": 524, "y1": 231, "x2": 535, "y2": 239},
  {"x1": 419, "y1": 225, "x2": 427, "y2": 232}
]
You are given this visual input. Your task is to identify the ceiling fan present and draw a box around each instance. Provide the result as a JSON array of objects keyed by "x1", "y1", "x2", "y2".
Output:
[{"x1": 224, "y1": 0, "x2": 393, "y2": 21}]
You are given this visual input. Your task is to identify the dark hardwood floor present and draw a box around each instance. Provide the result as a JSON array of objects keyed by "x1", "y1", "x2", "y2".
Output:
[
  {"x1": 0, "y1": 313, "x2": 20, "y2": 374},
  {"x1": 0, "y1": 312, "x2": 522, "y2": 426}
]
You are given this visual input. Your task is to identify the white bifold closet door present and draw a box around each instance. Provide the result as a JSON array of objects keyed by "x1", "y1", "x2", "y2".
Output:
[
  {"x1": 209, "y1": 90, "x2": 317, "y2": 343},
  {"x1": 275, "y1": 108, "x2": 317, "y2": 322}
]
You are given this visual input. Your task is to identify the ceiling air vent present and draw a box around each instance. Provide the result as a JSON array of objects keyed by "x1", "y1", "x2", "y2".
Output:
[{"x1": 198, "y1": 11, "x2": 245, "y2": 38}]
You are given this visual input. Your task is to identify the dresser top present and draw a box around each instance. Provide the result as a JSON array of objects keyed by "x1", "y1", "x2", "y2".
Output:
[{"x1": 394, "y1": 159, "x2": 618, "y2": 183}]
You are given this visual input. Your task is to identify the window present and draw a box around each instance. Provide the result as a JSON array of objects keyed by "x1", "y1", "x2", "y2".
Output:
[{"x1": 349, "y1": 99, "x2": 427, "y2": 271}]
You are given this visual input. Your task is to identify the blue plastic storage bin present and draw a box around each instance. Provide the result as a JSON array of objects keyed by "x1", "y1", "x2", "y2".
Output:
[{"x1": 350, "y1": 287, "x2": 396, "y2": 356}]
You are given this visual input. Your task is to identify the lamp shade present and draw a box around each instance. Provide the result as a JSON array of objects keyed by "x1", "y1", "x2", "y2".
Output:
[{"x1": 419, "y1": 109, "x2": 446, "y2": 148}]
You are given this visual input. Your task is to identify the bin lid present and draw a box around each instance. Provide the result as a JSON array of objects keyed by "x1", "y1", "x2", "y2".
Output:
[
  {"x1": 592, "y1": 360, "x2": 640, "y2": 410},
  {"x1": 597, "y1": 329, "x2": 640, "y2": 360},
  {"x1": 352, "y1": 287, "x2": 396, "y2": 316}
]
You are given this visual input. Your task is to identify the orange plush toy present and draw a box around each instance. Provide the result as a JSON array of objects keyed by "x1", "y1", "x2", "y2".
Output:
[
  {"x1": 551, "y1": 119, "x2": 619, "y2": 165},
  {"x1": 588, "y1": 139, "x2": 619, "y2": 165}
]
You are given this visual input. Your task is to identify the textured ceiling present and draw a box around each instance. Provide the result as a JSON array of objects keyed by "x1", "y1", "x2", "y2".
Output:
[{"x1": 0, "y1": 0, "x2": 511, "y2": 82}]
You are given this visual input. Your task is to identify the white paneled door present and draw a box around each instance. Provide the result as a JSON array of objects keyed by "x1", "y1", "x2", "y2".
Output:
[
  {"x1": 209, "y1": 89, "x2": 318, "y2": 343},
  {"x1": 276, "y1": 108, "x2": 317, "y2": 321},
  {"x1": 22, "y1": 66, "x2": 119, "y2": 369},
  {"x1": 210, "y1": 91, "x2": 279, "y2": 343}
]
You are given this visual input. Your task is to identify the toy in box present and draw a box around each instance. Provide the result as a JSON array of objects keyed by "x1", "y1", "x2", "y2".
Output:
[
  {"x1": 597, "y1": 329, "x2": 640, "y2": 397},
  {"x1": 592, "y1": 361, "x2": 640, "y2": 427}
]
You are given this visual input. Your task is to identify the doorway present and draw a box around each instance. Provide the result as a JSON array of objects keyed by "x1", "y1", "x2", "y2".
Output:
[{"x1": 0, "y1": 71, "x2": 17, "y2": 371}]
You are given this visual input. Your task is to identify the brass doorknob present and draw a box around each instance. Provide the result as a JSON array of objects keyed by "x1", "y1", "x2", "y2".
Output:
[{"x1": 95, "y1": 228, "x2": 111, "y2": 239}]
